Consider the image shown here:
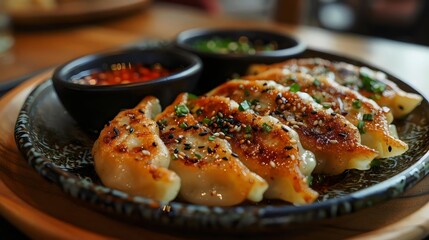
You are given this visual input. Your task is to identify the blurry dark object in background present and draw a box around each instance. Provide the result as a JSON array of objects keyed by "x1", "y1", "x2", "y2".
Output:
[
  {"x1": 276, "y1": 0, "x2": 429, "y2": 46},
  {"x1": 157, "y1": 0, "x2": 221, "y2": 14}
]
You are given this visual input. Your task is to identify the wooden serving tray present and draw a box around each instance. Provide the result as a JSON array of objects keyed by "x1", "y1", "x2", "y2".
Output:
[{"x1": 0, "y1": 71, "x2": 428, "y2": 239}]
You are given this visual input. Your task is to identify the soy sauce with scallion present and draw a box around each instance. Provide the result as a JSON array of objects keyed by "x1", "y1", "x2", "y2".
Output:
[{"x1": 192, "y1": 36, "x2": 278, "y2": 54}]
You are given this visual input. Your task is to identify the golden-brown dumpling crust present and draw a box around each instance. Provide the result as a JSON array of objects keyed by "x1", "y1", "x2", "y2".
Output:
[
  {"x1": 155, "y1": 93, "x2": 268, "y2": 206},
  {"x1": 189, "y1": 95, "x2": 318, "y2": 205},
  {"x1": 92, "y1": 96, "x2": 180, "y2": 202},
  {"x1": 243, "y1": 69, "x2": 408, "y2": 158},
  {"x1": 208, "y1": 80, "x2": 378, "y2": 175},
  {"x1": 247, "y1": 58, "x2": 422, "y2": 118}
]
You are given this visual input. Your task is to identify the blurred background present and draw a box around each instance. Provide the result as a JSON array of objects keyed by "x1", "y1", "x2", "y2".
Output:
[
  {"x1": 161, "y1": 0, "x2": 429, "y2": 47},
  {"x1": 2, "y1": 0, "x2": 429, "y2": 47}
]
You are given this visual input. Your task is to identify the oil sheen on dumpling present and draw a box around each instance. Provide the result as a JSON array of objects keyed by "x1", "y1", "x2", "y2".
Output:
[
  {"x1": 188, "y1": 95, "x2": 318, "y2": 205},
  {"x1": 242, "y1": 69, "x2": 408, "y2": 158},
  {"x1": 155, "y1": 93, "x2": 268, "y2": 206},
  {"x1": 208, "y1": 80, "x2": 378, "y2": 175},
  {"x1": 247, "y1": 58, "x2": 422, "y2": 118},
  {"x1": 92, "y1": 96, "x2": 180, "y2": 202}
]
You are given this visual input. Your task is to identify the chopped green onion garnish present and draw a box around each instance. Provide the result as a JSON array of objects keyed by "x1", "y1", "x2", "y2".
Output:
[
  {"x1": 179, "y1": 122, "x2": 188, "y2": 129},
  {"x1": 371, "y1": 93, "x2": 382, "y2": 100},
  {"x1": 322, "y1": 103, "x2": 331, "y2": 109},
  {"x1": 313, "y1": 97, "x2": 321, "y2": 104},
  {"x1": 238, "y1": 100, "x2": 251, "y2": 111},
  {"x1": 251, "y1": 99, "x2": 259, "y2": 105},
  {"x1": 357, "y1": 120, "x2": 365, "y2": 134},
  {"x1": 289, "y1": 83, "x2": 300, "y2": 93},
  {"x1": 313, "y1": 79, "x2": 321, "y2": 87},
  {"x1": 352, "y1": 100, "x2": 362, "y2": 109},
  {"x1": 360, "y1": 72, "x2": 386, "y2": 93},
  {"x1": 262, "y1": 123, "x2": 272, "y2": 133},
  {"x1": 362, "y1": 113, "x2": 373, "y2": 121},
  {"x1": 202, "y1": 117, "x2": 211, "y2": 125},
  {"x1": 194, "y1": 153, "x2": 202, "y2": 159},
  {"x1": 245, "y1": 125, "x2": 252, "y2": 134},
  {"x1": 174, "y1": 104, "x2": 189, "y2": 117},
  {"x1": 208, "y1": 135, "x2": 216, "y2": 141},
  {"x1": 187, "y1": 93, "x2": 198, "y2": 100},
  {"x1": 157, "y1": 119, "x2": 167, "y2": 127}
]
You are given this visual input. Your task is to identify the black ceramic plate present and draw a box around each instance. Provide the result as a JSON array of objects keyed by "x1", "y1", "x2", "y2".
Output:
[{"x1": 14, "y1": 49, "x2": 429, "y2": 233}]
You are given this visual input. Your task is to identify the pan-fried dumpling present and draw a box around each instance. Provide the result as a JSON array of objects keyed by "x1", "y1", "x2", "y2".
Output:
[
  {"x1": 247, "y1": 58, "x2": 422, "y2": 118},
  {"x1": 92, "y1": 96, "x2": 180, "y2": 202},
  {"x1": 155, "y1": 93, "x2": 268, "y2": 206},
  {"x1": 208, "y1": 80, "x2": 378, "y2": 175},
  {"x1": 188, "y1": 95, "x2": 318, "y2": 204},
  {"x1": 242, "y1": 69, "x2": 408, "y2": 158}
]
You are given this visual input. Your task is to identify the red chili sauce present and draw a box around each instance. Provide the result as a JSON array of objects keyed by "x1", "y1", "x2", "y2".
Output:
[{"x1": 72, "y1": 63, "x2": 174, "y2": 85}]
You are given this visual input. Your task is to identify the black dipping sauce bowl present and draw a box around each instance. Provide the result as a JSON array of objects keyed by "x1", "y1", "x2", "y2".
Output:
[
  {"x1": 175, "y1": 28, "x2": 306, "y2": 93},
  {"x1": 52, "y1": 48, "x2": 202, "y2": 131}
]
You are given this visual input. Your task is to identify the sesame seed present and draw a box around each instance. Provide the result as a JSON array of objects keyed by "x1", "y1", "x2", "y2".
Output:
[
  {"x1": 338, "y1": 132, "x2": 347, "y2": 138},
  {"x1": 199, "y1": 131, "x2": 208, "y2": 136},
  {"x1": 178, "y1": 151, "x2": 186, "y2": 158},
  {"x1": 113, "y1": 127, "x2": 120, "y2": 137},
  {"x1": 142, "y1": 150, "x2": 151, "y2": 156},
  {"x1": 281, "y1": 125, "x2": 289, "y2": 132},
  {"x1": 269, "y1": 161, "x2": 276, "y2": 168}
]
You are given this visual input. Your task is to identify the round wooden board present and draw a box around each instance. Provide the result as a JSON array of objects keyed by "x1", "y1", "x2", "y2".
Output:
[{"x1": 0, "y1": 71, "x2": 428, "y2": 239}]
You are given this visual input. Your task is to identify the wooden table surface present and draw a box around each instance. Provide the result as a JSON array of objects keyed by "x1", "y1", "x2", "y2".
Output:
[{"x1": 0, "y1": 2, "x2": 428, "y2": 239}]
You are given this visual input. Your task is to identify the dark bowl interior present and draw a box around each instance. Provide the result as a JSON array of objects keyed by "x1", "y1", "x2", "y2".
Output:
[
  {"x1": 175, "y1": 28, "x2": 306, "y2": 93},
  {"x1": 52, "y1": 48, "x2": 202, "y2": 131}
]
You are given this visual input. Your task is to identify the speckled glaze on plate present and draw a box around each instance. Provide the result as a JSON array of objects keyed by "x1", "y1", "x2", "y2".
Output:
[{"x1": 14, "y1": 48, "x2": 429, "y2": 233}]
